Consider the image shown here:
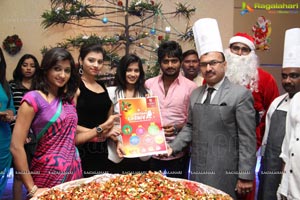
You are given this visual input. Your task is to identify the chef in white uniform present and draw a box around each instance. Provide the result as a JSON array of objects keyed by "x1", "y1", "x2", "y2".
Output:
[
  {"x1": 259, "y1": 27, "x2": 300, "y2": 200},
  {"x1": 277, "y1": 28, "x2": 300, "y2": 200}
]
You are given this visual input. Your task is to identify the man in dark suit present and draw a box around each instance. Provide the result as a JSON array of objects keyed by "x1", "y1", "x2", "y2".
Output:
[{"x1": 167, "y1": 18, "x2": 257, "y2": 199}]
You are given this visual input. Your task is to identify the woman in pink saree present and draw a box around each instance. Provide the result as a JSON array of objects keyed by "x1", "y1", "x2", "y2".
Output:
[
  {"x1": 21, "y1": 91, "x2": 82, "y2": 187},
  {"x1": 10, "y1": 47, "x2": 119, "y2": 198}
]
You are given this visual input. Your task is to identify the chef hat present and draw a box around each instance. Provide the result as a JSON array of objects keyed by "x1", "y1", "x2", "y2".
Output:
[
  {"x1": 229, "y1": 32, "x2": 255, "y2": 50},
  {"x1": 193, "y1": 18, "x2": 223, "y2": 57},
  {"x1": 283, "y1": 28, "x2": 300, "y2": 68}
]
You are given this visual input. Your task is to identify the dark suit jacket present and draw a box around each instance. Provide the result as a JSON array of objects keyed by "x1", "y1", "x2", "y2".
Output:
[{"x1": 170, "y1": 77, "x2": 257, "y2": 181}]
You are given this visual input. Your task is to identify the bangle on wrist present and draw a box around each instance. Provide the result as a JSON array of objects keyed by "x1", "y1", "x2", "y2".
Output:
[{"x1": 27, "y1": 185, "x2": 38, "y2": 198}]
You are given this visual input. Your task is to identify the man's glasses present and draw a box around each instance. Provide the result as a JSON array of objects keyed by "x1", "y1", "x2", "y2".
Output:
[
  {"x1": 161, "y1": 58, "x2": 180, "y2": 65},
  {"x1": 230, "y1": 45, "x2": 251, "y2": 55},
  {"x1": 199, "y1": 60, "x2": 224, "y2": 68},
  {"x1": 282, "y1": 73, "x2": 300, "y2": 79}
]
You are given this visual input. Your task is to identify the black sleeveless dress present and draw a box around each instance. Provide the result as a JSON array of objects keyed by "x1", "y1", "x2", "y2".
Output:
[{"x1": 76, "y1": 80, "x2": 115, "y2": 177}]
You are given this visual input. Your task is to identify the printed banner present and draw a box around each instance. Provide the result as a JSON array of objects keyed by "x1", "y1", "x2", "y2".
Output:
[{"x1": 118, "y1": 96, "x2": 167, "y2": 157}]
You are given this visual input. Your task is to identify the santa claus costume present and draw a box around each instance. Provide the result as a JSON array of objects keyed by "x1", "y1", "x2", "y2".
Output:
[{"x1": 225, "y1": 32, "x2": 280, "y2": 200}]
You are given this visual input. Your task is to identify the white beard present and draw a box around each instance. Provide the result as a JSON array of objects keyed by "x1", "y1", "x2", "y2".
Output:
[{"x1": 224, "y1": 49, "x2": 259, "y2": 92}]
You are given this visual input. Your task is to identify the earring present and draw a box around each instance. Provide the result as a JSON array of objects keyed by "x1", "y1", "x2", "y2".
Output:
[{"x1": 79, "y1": 65, "x2": 83, "y2": 75}]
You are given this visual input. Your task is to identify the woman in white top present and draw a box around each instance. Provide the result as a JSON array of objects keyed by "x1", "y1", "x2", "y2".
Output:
[{"x1": 108, "y1": 54, "x2": 151, "y2": 174}]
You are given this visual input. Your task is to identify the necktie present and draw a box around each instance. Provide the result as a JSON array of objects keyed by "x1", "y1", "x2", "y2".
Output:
[{"x1": 204, "y1": 87, "x2": 215, "y2": 104}]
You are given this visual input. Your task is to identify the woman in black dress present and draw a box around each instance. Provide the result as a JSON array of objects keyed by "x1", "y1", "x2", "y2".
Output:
[{"x1": 76, "y1": 43, "x2": 120, "y2": 177}]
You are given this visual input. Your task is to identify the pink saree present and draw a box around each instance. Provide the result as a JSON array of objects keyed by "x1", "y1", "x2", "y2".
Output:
[{"x1": 22, "y1": 91, "x2": 82, "y2": 188}]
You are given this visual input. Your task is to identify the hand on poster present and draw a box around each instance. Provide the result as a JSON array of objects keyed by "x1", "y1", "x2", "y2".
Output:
[{"x1": 118, "y1": 96, "x2": 167, "y2": 157}]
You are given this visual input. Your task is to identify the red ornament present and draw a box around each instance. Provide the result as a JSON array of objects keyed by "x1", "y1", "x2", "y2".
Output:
[
  {"x1": 117, "y1": 1, "x2": 123, "y2": 6},
  {"x1": 150, "y1": 0, "x2": 155, "y2": 5},
  {"x1": 158, "y1": 35, "x2": 163, "y2": 41}
]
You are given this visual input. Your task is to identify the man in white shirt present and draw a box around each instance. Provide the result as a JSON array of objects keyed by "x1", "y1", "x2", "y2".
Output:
[
  {"x1": 258, "y1": 28, "x2": 300, "y2": 200},
  {"x1": 168, "y1": 18, "x2": 256, "y2": 199},
  {"x1": 278, "y1": 28, "x2": 300, "y2": 200}
]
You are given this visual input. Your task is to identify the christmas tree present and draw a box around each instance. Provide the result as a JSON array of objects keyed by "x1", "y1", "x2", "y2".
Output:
[{"x1": 41, "y1": 0, "x2": 195, "y2": 81}]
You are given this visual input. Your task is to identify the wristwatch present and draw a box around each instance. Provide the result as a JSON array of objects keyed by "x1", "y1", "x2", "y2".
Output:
[
  {"x1": 173, "y1": 124, "x2": 179, "y2": 135},
  {"x1": 96, "y1": 126, "x2": 103, "y2": 135}
]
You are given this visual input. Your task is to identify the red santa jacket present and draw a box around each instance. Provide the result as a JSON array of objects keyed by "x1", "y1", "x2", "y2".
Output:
[{"x1": 252, "y1": 68, "x2": 279, "y2": 149}]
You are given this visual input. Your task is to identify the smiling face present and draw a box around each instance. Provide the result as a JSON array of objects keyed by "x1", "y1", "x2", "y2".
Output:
[
  {"x1": 46, "y1": 60, "x2": 71, "y2": 90},
  {"x1": 126, "y1": 62, "x2": 140, "y2": 86},
  {"x1": 199, "y1": 52, "x2": 226, "y2": 86},
  {"x1": 21, "y1": 58, "x2": 36, "y2": 79},
  {"x1": 81, "y1": 51, "x2": 104, "y2": 76}
]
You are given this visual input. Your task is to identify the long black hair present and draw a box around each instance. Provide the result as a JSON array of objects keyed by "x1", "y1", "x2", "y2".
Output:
[
  {"x1": 0, "y1": 48, "x2": 11, "y2": 98},
  {"x1": 12, "y1": 54, "x2": 39, "y2": 85},
  {"x1": 115, "y1": 54, "x2": 148, "y2": 97},
  {"x1": 32, "y1": 47, "x2": 80, "y2": 101}
]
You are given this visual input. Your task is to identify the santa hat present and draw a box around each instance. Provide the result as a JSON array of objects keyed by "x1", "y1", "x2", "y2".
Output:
[
  {"x1": 193, "y1": 18, "x2": 223, "y2": 57},
  {"x1": 229, "y1": 32, "x2": 255, "y2": 50},
  {"x1": 283, "y1": 28, "x2": 300, "y2": 68}
]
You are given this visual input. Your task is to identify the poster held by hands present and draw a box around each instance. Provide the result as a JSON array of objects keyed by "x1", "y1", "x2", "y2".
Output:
[{"x1": 118, "y1": 96, "x2": 167, "y2": 158}]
